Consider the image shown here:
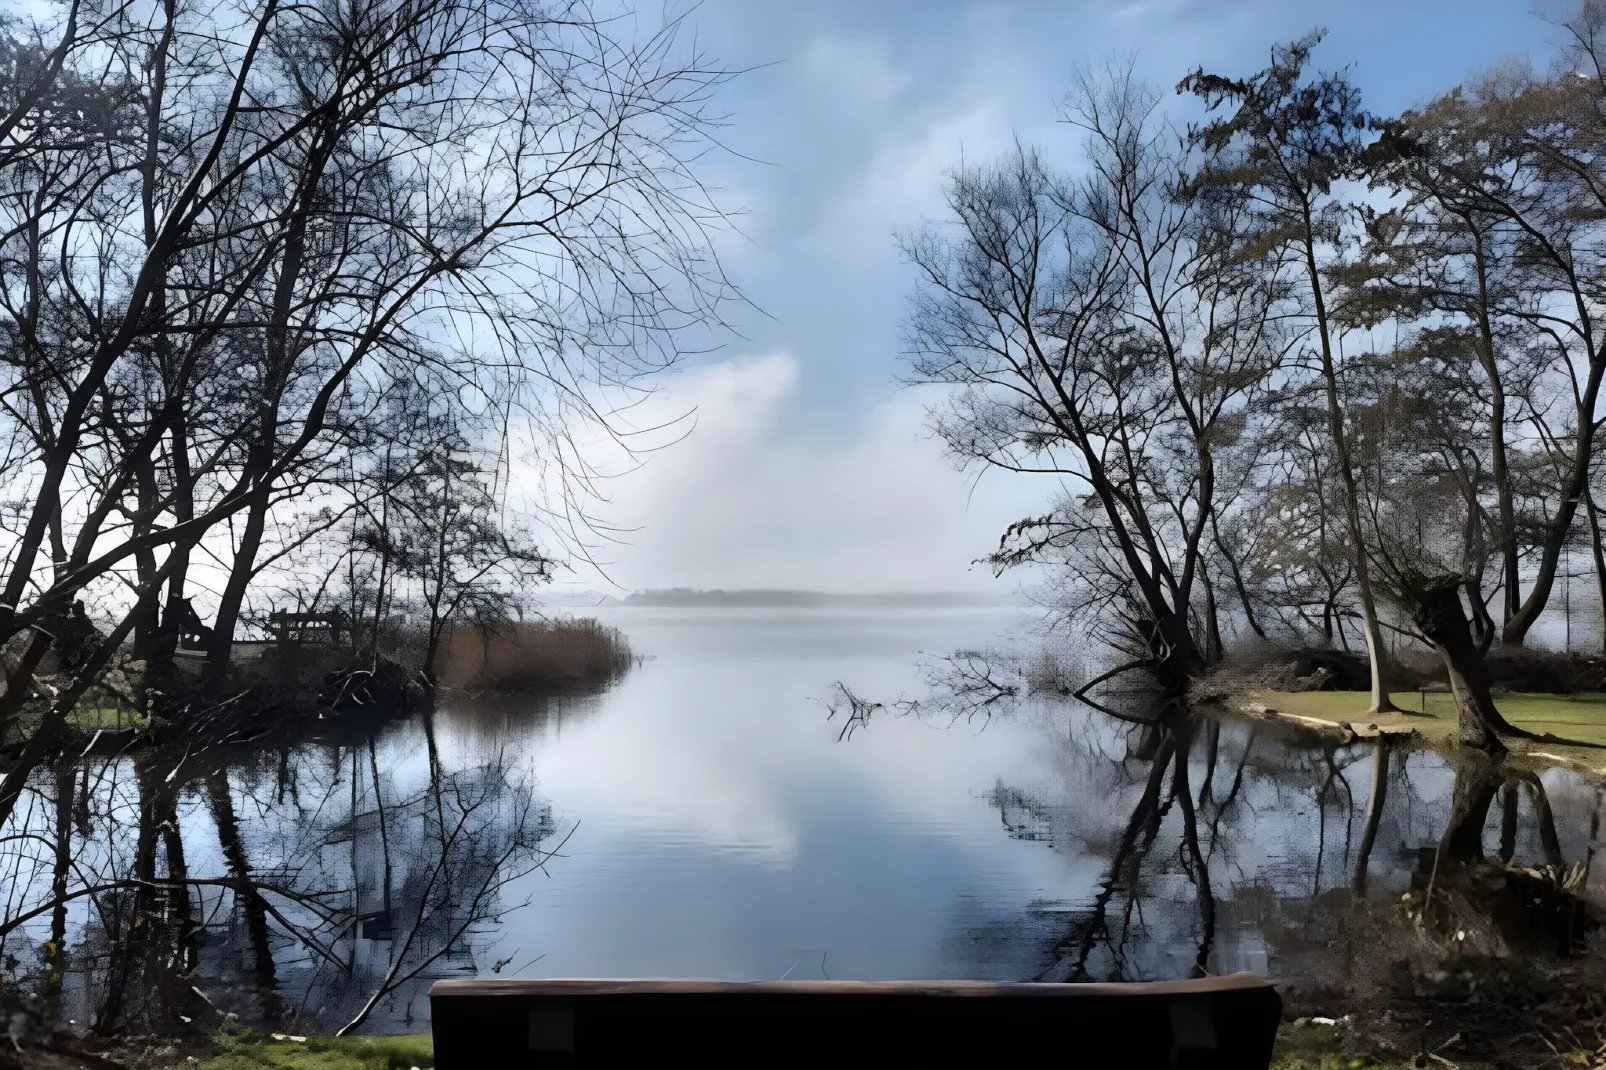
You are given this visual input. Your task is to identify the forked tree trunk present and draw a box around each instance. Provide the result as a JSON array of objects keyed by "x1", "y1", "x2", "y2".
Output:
[
  {"x1": 1508, "y1": 772, "x2": 1566, "y2": 869},
  {"x1": 1440, "y1": 748, "x2": 1505, "y2": 863},
  {"x1": 1409, "y1": 580, "x2": 1518, "y2": 755}
]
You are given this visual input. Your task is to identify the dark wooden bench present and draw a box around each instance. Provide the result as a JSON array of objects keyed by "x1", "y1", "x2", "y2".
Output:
[
  {"x1": 1418, "y1": 682, "x2": 1452, "y2": 711},
  {"x1": 429, "y1": 974, "x2": 1282, "y2": 1068}
]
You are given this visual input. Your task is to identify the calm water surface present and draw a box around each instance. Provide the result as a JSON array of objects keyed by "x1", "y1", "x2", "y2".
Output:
[
  {"x1": 463, "y1": 605, "x2": 1073, "y2": 984},
  {"x1": 11, "y1": 605, "x2": 1606, "y2": 1033}
]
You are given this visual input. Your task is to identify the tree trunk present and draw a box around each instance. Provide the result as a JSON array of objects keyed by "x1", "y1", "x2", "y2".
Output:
[
  {"x1": 1211, "y1": 515, "x2": 1266, "y2": 640},
  {"x1": 1509, "y1": 772, "x2": 1566, "y2": 869},
  {"x1": 208, "y1": 480, "x2": 272, "y2": 673},
  {"x1": 1198, "y1": 717, "x2": 1221, "y2": 807},
  {"x1": 205, "y1": 114, "x2": 332, "y2": 674},
  {"x1": 1201, "y1": 563, "x2": 1224, "y2": 666},
  {"x1": 100, "y1": 757, "x2": 163, "y2": 1030},
  {"x1": 1439, "y1": 748, "x2": 1504, "y2": 863},
  {"x1": 1353, "y1": 572, "x2": 1397, "y2": 713},
  {"x1": 43, "y1": 761, "x2": 74, "y2": 1019},
  {"x1": 1470, "y1": 232, "x2": 1522, "y2": 631},
  {"x1": 1151, "y1": 610, "x2": 1198, "y2": 694},
  {"x1": 129, "y1": 453, "x2": 163, "y2": 663},
  {"x1": 1587, "y1": 490, "x2": 1606, "y2": 655},
  {"x1": 1132, "y1": 721, "x2": 1165, "y2": 762},
  {"x1": 0, "y1": 555, "x2": 185, "y2": 831},
  {"x1": 154, "y1": 415, "x2": 195, "y2": 672},
  {"x1": 206, "y1": 770, "x2": 278, "y2": 1014},
  {"x1": 1301, "y1": 225, "x2": 1397, "y2": 713},
  {"x1": 1498, "y1": 783, "x2": 1518, "y2": 865},
  {"x1": 133, "y1": 8, "x2": 173, "y2": 668},
  {"x1": 1504, "y1": 370, "x2": 1604, "y2": 644},
  {"x1": 1410, "y1": 580, "x2": 1517, "y2": 755},
  {"x1": 1353, "y1": 737, "x2": 1392, "y2": 893}
]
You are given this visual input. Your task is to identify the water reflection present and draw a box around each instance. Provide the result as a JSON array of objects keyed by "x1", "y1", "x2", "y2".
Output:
[
  {"x1": 0, "y1": 608, "x2": 1601, "y2": 1045},
  {"x1": 979, "y1": 702, "x2": 1602, "y2": 999},
  {"x1": 0, "y1": 712, "x2": 558, "y2": 1038}
]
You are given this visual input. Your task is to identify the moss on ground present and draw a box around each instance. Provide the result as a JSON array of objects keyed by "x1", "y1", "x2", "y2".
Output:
[
  {"x1": 1236, "y1": 690, "x2": 1606, "y2": 776},
  {"x1": 191, "y1": 1033, "x2": 433, "y2": 1070},
  {"x1": 1270, "y1": 1056, "x2": 1394, "y2": 1070},
  {"x1": 1270, "y1": 1019, "x2": 1395, "y2": 1070}
]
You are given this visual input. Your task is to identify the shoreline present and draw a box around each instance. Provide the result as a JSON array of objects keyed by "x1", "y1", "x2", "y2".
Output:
[{"x1": 1207, "y1": 690, "x2": 1606, "y2": 781}]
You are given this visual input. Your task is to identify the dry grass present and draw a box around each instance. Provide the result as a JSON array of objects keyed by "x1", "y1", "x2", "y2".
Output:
[{"x1": 433, "y1": 618, "x2": 632, "y2": 691}]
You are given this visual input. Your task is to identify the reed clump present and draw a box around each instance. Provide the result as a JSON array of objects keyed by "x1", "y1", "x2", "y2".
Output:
[{"x1": 433, "y1": 618, "x2": 632, "y2": 691}]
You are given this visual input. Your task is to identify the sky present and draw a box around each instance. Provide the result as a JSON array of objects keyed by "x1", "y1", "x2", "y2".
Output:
[{"x1": 533, "y1": 0, "x2": 1573, "y2": 597}]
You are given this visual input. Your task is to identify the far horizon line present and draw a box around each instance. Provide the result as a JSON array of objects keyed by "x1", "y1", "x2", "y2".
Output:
[
  {"x1": 549, "y1": 585, "x2": 1030, "y2": 594},
  {"x1": 539, "y1": 586, "x2": 1033, "y2": 603}
]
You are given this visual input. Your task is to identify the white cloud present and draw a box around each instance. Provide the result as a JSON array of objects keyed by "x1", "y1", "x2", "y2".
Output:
[
  {"x1": 1106, "y1": 0, "x2": 1193, "y2": 25},
  {"x1": 810, "y1": 103, "x2": 1013, "y2": 259},
  {"x1": 796, "y1": 36, "x2": 912, "y2": 109},
  {"x1": 533, "y1": 353, "x2": 1054, "y2": 593}
]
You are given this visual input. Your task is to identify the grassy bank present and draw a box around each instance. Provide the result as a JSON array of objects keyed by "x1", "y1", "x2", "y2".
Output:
[
  {"x1": 137, "y1": 1032, "x2": 434, "y2": 1070},
  {"x1": 1227, "y1": 689, "x2": 1606, "y2": 776},
  {"x1": 103, "y1": 1021, "x2": 1571, "y2": 1069}
]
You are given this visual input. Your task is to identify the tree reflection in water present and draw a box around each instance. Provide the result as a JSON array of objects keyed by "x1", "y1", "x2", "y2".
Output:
[
  {"x1": 834, "y1": 647, "x2": 1604, "y2": 1034},
  {"x1": 0, "y1": 649, "x2": 1601, "y2": 1057},
  {"x1": 0, "y1": 714, "x2": 560, "y2": 1039}
]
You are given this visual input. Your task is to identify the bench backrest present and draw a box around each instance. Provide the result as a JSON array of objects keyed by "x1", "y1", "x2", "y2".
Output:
[
  {"x1": 428, "y1": 974, "x2": 1282, "y2": 1068},
  {"x1": 270, "y1": 610, "x2": 347, "y2": 646}
]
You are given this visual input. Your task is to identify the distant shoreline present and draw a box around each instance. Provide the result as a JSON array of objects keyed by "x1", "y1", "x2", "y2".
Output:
[{"x1": 537, "y1": 588, "x2": 1032, "y2": 609}]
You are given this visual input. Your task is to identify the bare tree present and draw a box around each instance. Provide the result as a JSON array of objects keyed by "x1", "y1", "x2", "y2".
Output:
[
  {"x1": 1181, "y1": 33, "x2": 1402, "y2": 712},
  {"x1": 903, "y1": 64, "x2": 1283, "y2": 694},
  {"x1": 380, "y1": 435, "x2": 552, "y2": 684},
  {"x1": 0, "y1": 0, "x2": 738, "y2": 831},
  {"x1": 1359, "y1": 14, "x2": 1606, "y2": 645}
]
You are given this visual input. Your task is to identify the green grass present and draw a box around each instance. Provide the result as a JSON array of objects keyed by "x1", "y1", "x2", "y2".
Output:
[
  {"x1": 1255, "y1": 689, "x2": 1606, "y2": 738},
  {"x1": 64, "y1": 703, "x2": 144, "y2": 730},
  {"x1": 193, "y1": 1033, "x2": 433, "y2": 1070},
  {"x1": 1238, "y1": 690, "x2": 1606, "y2": 773}
]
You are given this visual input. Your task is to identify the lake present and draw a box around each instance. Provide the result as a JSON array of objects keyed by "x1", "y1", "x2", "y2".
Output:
[{"x1": 8, "y1": 605, "x2": 1605, "y2": 1038}]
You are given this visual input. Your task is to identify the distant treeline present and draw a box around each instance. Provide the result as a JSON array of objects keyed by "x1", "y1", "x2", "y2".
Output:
[{"x1": 622, "y1": 589, "x2": 1027, "y2": 608}]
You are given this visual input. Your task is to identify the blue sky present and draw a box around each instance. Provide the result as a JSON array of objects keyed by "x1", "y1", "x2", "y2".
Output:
[{"x1": 542, "y1": 0, "x2": 1570, "y2": 595}]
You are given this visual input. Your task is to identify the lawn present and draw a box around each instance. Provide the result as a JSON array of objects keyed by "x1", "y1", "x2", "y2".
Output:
[
  {"x1": 1236, "y1": 690, "x2": 1606, "y2": 775},
  {"x1": 64, "y1": 702, "x2": 144, "y2": 731},
  {"x1": 191, "y1": 1033, "x2": 433, "y2": 1070}
]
